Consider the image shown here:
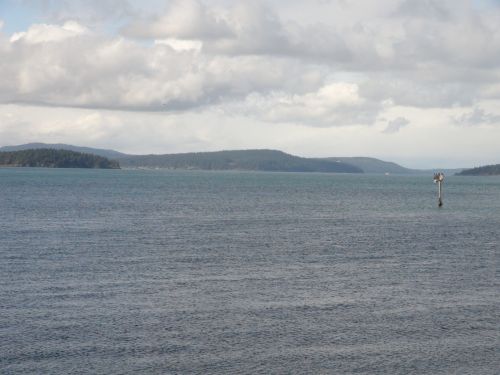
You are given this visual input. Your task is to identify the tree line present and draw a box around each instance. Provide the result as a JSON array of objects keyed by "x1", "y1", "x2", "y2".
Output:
[{"x1": 0, "y1": 149, "x2": 120, "y2": 169}]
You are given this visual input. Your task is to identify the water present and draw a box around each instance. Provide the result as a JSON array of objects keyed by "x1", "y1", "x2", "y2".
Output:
[{"x1": 0, "y1": 168, "x2": 498, "y2": 374}]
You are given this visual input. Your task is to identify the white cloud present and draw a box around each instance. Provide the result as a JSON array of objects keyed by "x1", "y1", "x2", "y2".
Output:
[
  {"x1": 2, "y1": 1, "x2": 499, "y2": 114},
  {"x1": 0, "y1": 25, "x2": 328, "y2": 112},
  {"x1": 230, "y1": 83, "x2": 381, "y2": 127},
  {"x1": 124, "y1": 0, "x2": 232, "y2": 40},
  {"x1": 154, "y1": 38, "x2": 202, "y2": 52},
  {"x1": 10, "y1": 21, "x2": 89, "y2": 43}
]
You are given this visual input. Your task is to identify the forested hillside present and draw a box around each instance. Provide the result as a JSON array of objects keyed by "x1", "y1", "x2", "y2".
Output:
[
  {"x1": 0, "y1": 149, "x2": 120, "y2": 169},
  {"x1": 456, "y1": 164, "x2": 500, "y2": 176},
  {"x1": 118, "y1": 149, "x2": 363, "y2": 173}
]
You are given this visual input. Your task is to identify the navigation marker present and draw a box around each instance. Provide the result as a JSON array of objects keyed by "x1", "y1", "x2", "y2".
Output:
[{"x1": 433, "y1": 172, "x2": 445, "y2": 207}]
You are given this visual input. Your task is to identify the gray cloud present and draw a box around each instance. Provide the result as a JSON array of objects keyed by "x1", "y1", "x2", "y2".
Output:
[
  {"x1": 359, "y1": 77, "x2": 478, "y2": 108},
  {"x1": 382, "y1": 117, "x2": 410, "y2": 133},
  {"x1": 120, "y1": 0, "x2": 500, "y2": 71},
  {"x1": 394, "y1": 0, "x2": 451, "y2": 20},
  {"x1": 452, "y1": 107, "x2": 500, "y2": 126}
]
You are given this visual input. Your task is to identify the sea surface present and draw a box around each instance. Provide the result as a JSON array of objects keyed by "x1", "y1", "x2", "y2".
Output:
[{"x1": 0, "y1": 168, "x2": 498, "y2": 374}]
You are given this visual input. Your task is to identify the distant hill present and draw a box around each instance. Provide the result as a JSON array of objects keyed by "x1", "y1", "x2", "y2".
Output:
[
  {"x1": 117, "y1": 149, "x2": 363, "y2": 173},
  {"x1": 0, "y1": 149, "x2": 120, "y2": 169},
  {"x1": 0, "y1": 143, "x2": 126, "y2": 159},
  {"x1": 324, "y1": 157, "x2": 416, "y2": 174},
  {"x1": 456, "y1": 164, "x2": 500, "y2": 176},
  {"x1": 0, "y1": 143, "x2": 466, "y2": 174},
  {"x1": 326, "y1": 157, "x2": 465, "y2": 175}
]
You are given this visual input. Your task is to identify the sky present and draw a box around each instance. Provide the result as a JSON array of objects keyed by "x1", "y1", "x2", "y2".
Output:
[{"x1": 0, "y1": 0, "x2": 499, "y2": 168}]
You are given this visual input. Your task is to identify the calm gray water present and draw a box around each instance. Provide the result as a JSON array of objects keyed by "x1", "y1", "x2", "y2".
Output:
[{"x1": 0, "y1": 168, "x2": 498, "y2": 374}]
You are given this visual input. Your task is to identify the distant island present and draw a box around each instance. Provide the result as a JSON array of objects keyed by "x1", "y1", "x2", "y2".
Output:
[
  {"x1": 0, "y1": 149, "x2": 120, "y2": 169},
  {"x1": 456, "y1": 164, "x2": 500, "y2": 176},
  {"x1": 0, "y1": 143, "x2": 467, "y2": 174},
  {"x1": 0, "y1": 142, "x2": 127, "y2": 160},
  {"x1": 325, "y1": 157, "x2": 416, "y2": 174},
  {"x1": 117, "y1": 149, "x2": 363, "y2": 173}
]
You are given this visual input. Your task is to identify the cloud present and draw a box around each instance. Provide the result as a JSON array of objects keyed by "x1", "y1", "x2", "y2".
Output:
[
  {"x1": 359, "y1": 77, "x2": 477, "y2": 108},
  {"x1": 17, "y1": 0, "x2": 134, "y2": 25},
  {"x1": 123, "y1": 0, "x2": 232, "y2": 40},
  {"x1": 123, "y1": 1, "x2": 354, "y2": 62},
  {"x1": 10, "y1": 21, "x2": 89, "y2": 43},
  {"x1": 224, "y1": 82, "x2": 382, "y2": 127},
  {"x1": 0, "y1": 23, "x2": 326, "y2": 112},
  {"x1": 119, "y1": 0, "x2": 500, "y2": 72},
  {"x1": 0, "y1": 0, "x2": 499, "y2": 132},
  {"x1": 382, "y1": 117, "x2": 410, "y2": 133},
  {"x1": 452, "y1": 107, "x2": 500, "y2": 126},
  {"x1": 154, "y1": 38, "x2": 202, "y2": 52},
  {"x1": 394, "y1": 0, "x2": 450, "y2": 19}
]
